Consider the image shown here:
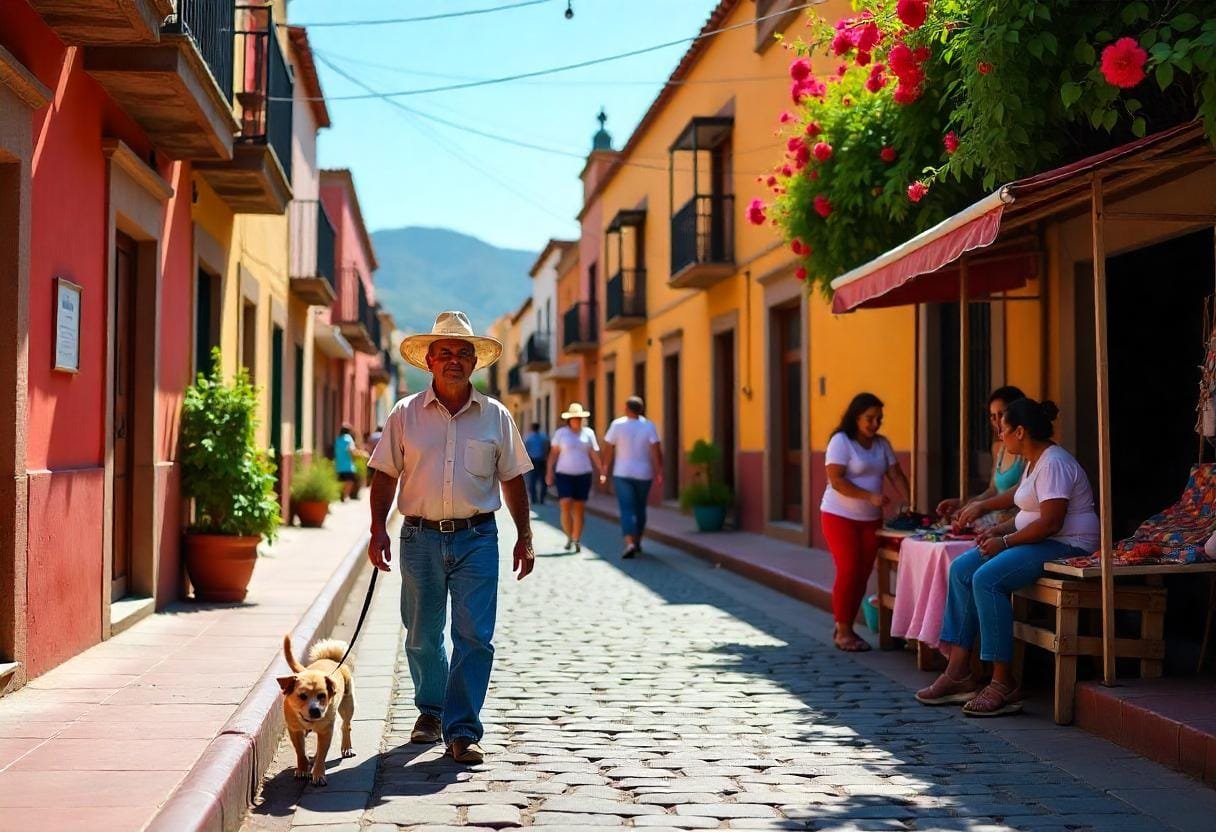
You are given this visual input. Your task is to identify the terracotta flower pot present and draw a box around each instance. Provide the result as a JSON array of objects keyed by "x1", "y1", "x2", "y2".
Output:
[
  {"x1": 296, "y1": 500, "x2": 329, "y2": 528},
  {"x1": 184, "y1": 533, "x2": 261, "y2": 602}
]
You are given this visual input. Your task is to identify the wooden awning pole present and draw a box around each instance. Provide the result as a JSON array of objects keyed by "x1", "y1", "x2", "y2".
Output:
[
  {"x1": 911, "y1": 304, "x2": 920, "y2": 510},
  {"x1": 959, "y1": 261, "x2": 970, "y2": 500},
  {"x1": 1091, "y1": 175, "x2": 1117, "y2": 685}
]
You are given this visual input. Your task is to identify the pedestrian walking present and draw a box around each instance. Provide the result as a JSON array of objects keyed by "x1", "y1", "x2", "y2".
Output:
[
  {"x1": 820, "y1": 392, "x2": 909, "y2": 652},
  {"x1": 334, "y1": 423, "x2": 359, "y2": 501},
  {"x1": 367, "y1": 310, "x2": 535, "y2": 765},
  {"x1": 523, "y1": 421, "x2": 550, "y2": 505},
  {"x1": 546, "y1": 402, "x2": 603, "y2": 553},
  {"x1": 600, "y1": 395, "x2": 662, "y2": 559}
]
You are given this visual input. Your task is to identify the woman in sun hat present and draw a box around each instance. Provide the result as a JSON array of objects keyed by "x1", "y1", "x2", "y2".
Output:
[{"x1": 546, "y1": 402, "x2": 603, "y2": 552}]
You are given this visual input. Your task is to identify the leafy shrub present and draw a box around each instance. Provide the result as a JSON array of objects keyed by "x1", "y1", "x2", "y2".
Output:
[
  {"x1": 679, "y1": 439, "x2": 735, "y2": 510},
  {"x1": 290, "y1": 457, "x2": 342, "y2": 504},
  {"x1": 180, "y1": 349, "x2": 282, "y2": 540}
]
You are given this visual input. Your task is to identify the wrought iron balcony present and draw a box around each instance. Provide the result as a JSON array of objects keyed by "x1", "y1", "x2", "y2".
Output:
[
  {"x1": 670, "y1": 194, "x2": 735, "y2": 288},
  {"x1": 521, "y1": 332, "x2": 552, "y2": 373},
  {"x1": 289, "y1": 200, "x2": 337, "y2": 305},
  {"x1": 335, "y1": 273, "x2": 380, "y2": 354},
  {"x1": 562, "y1": 301, "x2": 598, "y2": 353},
  {"x1": 507, "y1": 364, "x2": 529, "y2": 395},
  {"x1": 605, "y1": 268, "x2": 646, "y2": 330}
]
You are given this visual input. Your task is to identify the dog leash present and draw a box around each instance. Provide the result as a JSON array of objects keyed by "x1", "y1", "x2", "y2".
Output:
[{"x1": 328, "y1": 567, "x2": 378, "y2": 679}]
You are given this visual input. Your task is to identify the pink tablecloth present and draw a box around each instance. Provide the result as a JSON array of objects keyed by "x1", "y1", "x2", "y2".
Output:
[{"x1": 890, "y1": 537, "x2": 975, "y2": 649}]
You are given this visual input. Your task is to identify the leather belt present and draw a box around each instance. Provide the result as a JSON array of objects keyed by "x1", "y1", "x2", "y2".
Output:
[{"x1": 405, "y1": 513, "x2": 495, "y2": 533}]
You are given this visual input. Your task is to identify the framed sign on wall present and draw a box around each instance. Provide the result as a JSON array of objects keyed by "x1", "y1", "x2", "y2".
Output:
[{"x1": 53, "y1": 277, "x2": 82, "y2": 374}]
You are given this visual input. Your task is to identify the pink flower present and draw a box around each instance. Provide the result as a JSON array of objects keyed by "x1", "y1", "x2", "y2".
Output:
[
  {"x1": 790, "y1": 77, "x2": 826, "y2": 104},
  {"x1": 865, "y1": 71, "x2": 887, "y2": 93},
  {"x1": 814, "y1": 194, "x2": 833, "y2": 217},
  {"x1": 812, "y1": 141, "x2": 833, "y2": 162},
  {"x1": 880, "y1": 146, "x2": 897, "y2": 163},
  {"x1": 856, "y1": 50, "x2": 872, "y2": 67},
  {"x1": 779, "y1": 111, "x2": 794, "y2": 124},
  {"x1": 893, "y1": 82, "x2": 922, "y2": 105},
  {"x1": 787, "y1": 136, "x2": 806, "y2": 155},
  {"x1": 832, "y1": 30, "x2": 855, "y2": 56},
  {"x1": 944, "y1": 131, "x2": 959, "y2": 154},
  {"x1": 887, "y1": 43, "x2": 916, "y2": 78},
  {"x1": 896, "y1": 0, "x2": 928, "y2": 29},
  {"x1": 747, "y1": 198, "x2": 767, "y2": 225},
  {"x1": 836, "y1": 62, "x2": 849, "y2": 77},
  {"x1": 795, "y1": 144, "x2": 811, "y2": 168},
  {"x1": 789, "y1": 58, "x2": 812, "y2": 82},
  {"x1": 977, "y1": 60, "x2": 993, "y2": 75},
  {"x1": 913, "y1": 46, "x2": 931, "y2": 62},
  {"x1": 856, "y1": 21, "x2": 881, "y2": 52},
  {"x1": 907, "y1": 181, "x2": 930, "y2": 203},
  {"x1": 805, "y1": 121, "x2": 822, "y2": 137},
  {"x1": 766, "y1": 175, "x2": 778, "y2": 187},
  {"x1": 795, "y1": 266, "x2": 808, "y2": 282},
  {"x1": 1100, "y1": 37, "x2": 1148, "y2": 89}
]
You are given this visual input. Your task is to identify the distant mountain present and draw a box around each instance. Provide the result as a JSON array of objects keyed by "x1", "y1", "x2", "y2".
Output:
[{"x1": 370, "y1": 226, "x2": 536, "y2": 338}]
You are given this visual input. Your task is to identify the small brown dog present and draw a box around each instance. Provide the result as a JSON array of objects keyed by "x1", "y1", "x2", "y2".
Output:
[{"x1": 277, "y1": 635, "x2": 356, "y2": 786}]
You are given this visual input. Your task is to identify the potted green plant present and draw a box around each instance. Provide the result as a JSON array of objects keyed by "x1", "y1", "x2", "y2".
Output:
[
  {"x1": 291, "y1": 456, "x2": 341, "y2": 528},
  {"x1": 678, "y1": 439, "x2": 734, "y2": 532},
  {"x1": 180, "y1": 349, "x2": 281, "y2": 602}
]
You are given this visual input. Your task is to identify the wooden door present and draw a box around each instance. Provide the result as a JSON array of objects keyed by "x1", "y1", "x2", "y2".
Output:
[
  {"x1": 775, "y1": 305, "x2": 803, "y2": 524},
  {"x1": 112, "y1": 233, "x2": 137, "y2": 598},
  {"x1": 662, "y1": 353, "x2": 680, "y2": 500},
  {"x1": 713, "y1": 330, "x2": 736, "y2": 490}
]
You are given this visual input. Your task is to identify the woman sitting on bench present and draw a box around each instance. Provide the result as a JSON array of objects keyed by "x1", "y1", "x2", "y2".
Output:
[
  {"x1": 914, "y1": 398, "x2": 1100, "y2": 717},
  {"x1": 937, "y1": 385, "x2": 1027, "y2": 530}
]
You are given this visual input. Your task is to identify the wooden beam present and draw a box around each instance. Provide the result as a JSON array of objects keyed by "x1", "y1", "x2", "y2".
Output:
[
  {"x1": 911, "y1": 304, "x2": 920, "y2": 511},
  {"x1": 1105, "y1": 211, "x2": 1216, "y2": 223},
  {"x1": 959, "y1": 261, "x2": 970, "y2": 500},
  {"x1": 1091, "y1": 175, "x2": 1117, "y2": 686}
]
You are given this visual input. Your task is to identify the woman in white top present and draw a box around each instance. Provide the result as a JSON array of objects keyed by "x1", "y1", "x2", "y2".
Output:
[
  {"x1": 546, "y1": 403, "x2": 603, "y2": 553},
  {"x1": 916, "y1": 398, "x2": 1100, "y2": 717},
  {"x1": 820, "y1": 392, "x2": 910, "y2": 653}
]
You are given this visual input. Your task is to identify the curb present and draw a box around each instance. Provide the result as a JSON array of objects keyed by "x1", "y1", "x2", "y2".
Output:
[
  {"x1": 146, "y1": 529, "x2": 372, "y2": 832},
  {"x1": 585, "y1": 502, "x2": 834, "y2": 614}
]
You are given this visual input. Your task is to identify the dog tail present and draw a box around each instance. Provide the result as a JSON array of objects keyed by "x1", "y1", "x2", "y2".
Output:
[
  {"x1": 283, "y1": 634, "x2": 304, "y2": 673},
  {"x1": 308, "y1": 638, "x2": 350, "y2": 666}
]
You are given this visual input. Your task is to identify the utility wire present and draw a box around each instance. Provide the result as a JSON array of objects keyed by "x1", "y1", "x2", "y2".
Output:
[
  {"x1": 276, "y1": 1, "x2": 819, "y2": 101},
  {"x1": 286, "y1": 0, "x2": 552, "y2": 28}
]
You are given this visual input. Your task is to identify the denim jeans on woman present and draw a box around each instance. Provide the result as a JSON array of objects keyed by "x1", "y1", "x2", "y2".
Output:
[
  {"x1": 399, "y1": 520, "x2": 499, "y2": 744},
  {"x1": 613, "y1": 476, "x2": 651, "y2": 538},
  {"x1": 939, "y1": 539, "x2": 1085, "y2": 663}
]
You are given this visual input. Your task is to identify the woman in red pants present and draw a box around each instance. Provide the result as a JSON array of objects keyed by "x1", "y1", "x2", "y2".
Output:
[{"x1": 820, "y1": 392, "x2": 909, "y2": 652}]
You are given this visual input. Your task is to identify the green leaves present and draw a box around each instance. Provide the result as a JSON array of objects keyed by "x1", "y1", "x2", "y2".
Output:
[
  {"x1": 1156, "y1": 61, "x2": 1175, "y2": 89},
  {"x1": 1061, "y1": 81, "x2": 1083, "y2": 107},
  {"x1": 1074, "y1": 40, "x2": 1096, "y2": 65}
]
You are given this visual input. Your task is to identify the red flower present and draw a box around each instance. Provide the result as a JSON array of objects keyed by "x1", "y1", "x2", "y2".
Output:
[
  {"x1": 795, "y1": 266, "x2": 808, "y2": 282},
  {"x1": 809, "y1": 169, "x2": 819, "y2": 180},
  {"x1": 781, "y1": 164, "x2": 794, "y2": 177},
  {"x1": 832, "y1": 30, "x2": 855, "y2": 56},
  {"x1": 794, "y1": 144, "x2": 811, "y2": 169},
  {"x1": 766, "y1": 175, "x2": 777, "y2": 187},
  {"x1": 977, "y1": 61, "x2": 993, "y2": 75},
  {"x1": 805, "y1": 121, "x2": 822, "y2": 137},
  {"x1": 865, "y1": 70, "x2": 887, "y2": 93},
  {"x1": 880, "y1": 146, "x2": 897, "y2": 163},
  {"x1": 779, "y1": 111, "x2": 794, "y2": 124},
  {"x1": 789, "y1": 58, "x2": 812, "y2": 82},
  {"x1": 893, "y1": 82, "x2": 922, "y2": 105},
  {"x1": 814, "y1": 194, "x2": 833, "y2": 217},
  {"x1": 791, "y1": 77, "x2": 826, "y2": 104},
  {"x1": 747, "y1": 198, "x2": 767, "y2": 225},
  {"x1": 907, "y1": 181, "x2": 929, "y2": 203},
  {"x1": 943, "y1": 131, "x2": 959, "y2": 154},
  {"x1": 856, "y1": 50, "x2": 872, "y2": 67},
  {"x1": 787, "y1": 136, "x2": 806, "y2": 155},
  {"x1": 887, "y1": 43, "x2": 916, "y2": 78},
  {"x1": 791, "y1": 239, "x2": 806, "y2": 256},
  {"x1": 856, "y1": 21, "x2": 881, "y2": 52},
  {"x1": 836, "y1": 62, "x2": 849, "y2": 77},
  {"x1": 812, "y1": 141, "x2": 833, "y2": 162},
  {"x1": 841, "y1": 95, "x2": 854, "y2": 107},
  {"x1": 913, "y1": 46, "x2": 931, "y2": 62},
  {"x1": 896, "y1": 0, "x2": 928, "y2": 29},
  {"x1": 1100, "y1": 37, "x2": 1148, "y2": 89}
]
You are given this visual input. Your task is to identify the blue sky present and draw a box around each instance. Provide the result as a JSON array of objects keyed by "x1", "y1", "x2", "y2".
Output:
[{"x1": 291, "y1": 0, "x2": 721, "y2": 252}]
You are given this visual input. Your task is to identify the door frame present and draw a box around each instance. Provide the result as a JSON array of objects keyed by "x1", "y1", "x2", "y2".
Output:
[
  {"x1": 711, "y1": 311, "x2": 739, "y2": 491},
  {"x1": 102, "y1": 139, "x2": 172, "y2": 630},
  {"x1": 660, "y1": 332, "x2": 682, "y2": 500},
  {"x1": 760, "y1": 269, "x2": 809, "y2": 545}
]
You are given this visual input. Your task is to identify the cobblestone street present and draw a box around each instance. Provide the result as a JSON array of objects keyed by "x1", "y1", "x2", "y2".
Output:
[{"x1": 245, "y1": 507, "x2": 1216, "y2": 832}]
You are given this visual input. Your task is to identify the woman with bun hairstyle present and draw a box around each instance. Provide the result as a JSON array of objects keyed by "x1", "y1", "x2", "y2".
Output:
[
  {"x1": 916, "y1": 398, "x2": 1100, "y2": 716},
  {"x1": 937, "y1": 386, "x2": 1027, "y2": 529},
  {"x1": 821, "y1": 392, "x2": 910, "y2": 652}
]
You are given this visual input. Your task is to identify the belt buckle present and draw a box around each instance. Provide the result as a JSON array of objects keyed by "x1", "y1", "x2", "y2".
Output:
[{"x1": 438, "y1": 519, "x2": 457, "y2": 534}]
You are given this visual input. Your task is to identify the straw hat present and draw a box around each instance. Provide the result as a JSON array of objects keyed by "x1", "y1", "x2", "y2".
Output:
[
  {"x1": 399, "y1": 311, "x2": 503, "y2": 372},
  {"x1": 561, "y1": 402, "x2": 592, "y2": 420}
]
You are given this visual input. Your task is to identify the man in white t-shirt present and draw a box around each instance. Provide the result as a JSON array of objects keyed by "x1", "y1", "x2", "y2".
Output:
[{"x1": 600, "y1": 396, "x2": 662, "y2": 558}]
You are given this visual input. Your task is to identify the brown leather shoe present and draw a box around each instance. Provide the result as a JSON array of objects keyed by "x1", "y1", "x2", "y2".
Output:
[
  {"x1": 447, "y1": 738, "x2": 485, "y2": 764},
  {"x1": 410, "y1": 713, "x2": 443, "y2": 744}
]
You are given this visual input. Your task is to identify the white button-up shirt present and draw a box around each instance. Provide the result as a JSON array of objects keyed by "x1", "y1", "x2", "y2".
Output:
[{"x1": 368, "y1": 385, "x2": 532, "y2": 520}]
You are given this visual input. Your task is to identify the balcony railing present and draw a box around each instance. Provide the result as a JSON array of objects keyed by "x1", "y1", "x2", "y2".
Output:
[
  {"x1": 606, "y1": 268, "x2": 646, "y2": 329},
  {"x1": 335, "y1": 271, "x2": 380, "y2": 354},
  {"x1": 288, "y1": 200, "x2": 337, "y2": 305},
  {"x1": 670, "y1": 194, "x2": 735, "y2": 287},
  {"x1": 562, "y1": 301, "x2": 598, "y2": 352},
  {"x1": 234, "y1": 5, "x2": 293, "y2": 181},
  {"x1": 507, "y1": 364, "x2": 528, "y2": 395},
  {"x1": 163, "y1": 0, "x2": 235, "y2": 108},
  {"x1": 521, "y1": 332, "x2": 551, "y2": 372}
]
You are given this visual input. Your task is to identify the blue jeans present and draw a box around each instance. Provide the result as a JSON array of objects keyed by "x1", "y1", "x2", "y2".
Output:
[
  {"x1": 613, "y1": 476, "x2": 652, "y2": 539},
  {"x1": 940, "y1": 540, "x2": 1084, "y2": 663},
  {"x1": 526, "y1": 460, "x2": 547, "y2": 504},
  {"x1": 399, "y1": 521, "x2": 499, "y2": 743}
]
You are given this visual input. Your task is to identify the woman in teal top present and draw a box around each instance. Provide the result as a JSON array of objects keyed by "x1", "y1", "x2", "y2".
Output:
[
  {"x1": 937, "y1": 387, "x2": 1027, "y2": 529},
  {"x1": 334, "y1": 424, "x2": 358, "y2": 501}
]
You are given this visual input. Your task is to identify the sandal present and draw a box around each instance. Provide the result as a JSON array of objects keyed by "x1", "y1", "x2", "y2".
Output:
[
  {"x1": 833, "y1": 632, "x2": 872, "y2": 652},
  {"x1": 915, "y1": 672, "x2": 980, "y2": 705},
  {"x1": 962, "y1": 680, "x2": 1024, "y2": 717}
]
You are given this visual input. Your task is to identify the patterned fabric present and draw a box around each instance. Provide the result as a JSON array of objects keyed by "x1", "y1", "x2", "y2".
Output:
[{"x1": 1059, "y1": 463, "x2": 1216, "y2": 568}]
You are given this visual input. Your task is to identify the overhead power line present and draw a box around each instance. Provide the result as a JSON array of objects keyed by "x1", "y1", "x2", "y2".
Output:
[
  {"x1": 287, "y1": 0, "x2": 553, "y2": 28},
  {"x1": 277, "y1": 1, "x2": 819, "y2": 101}
]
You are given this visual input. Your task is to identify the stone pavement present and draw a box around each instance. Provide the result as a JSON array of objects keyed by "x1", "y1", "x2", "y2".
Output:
[
  {"x1": 0, "y1": 498, "x2": 371, "y2": 832},
  {"x1": 243, "y1": 505, "x2": 1216, "y2": 832}
]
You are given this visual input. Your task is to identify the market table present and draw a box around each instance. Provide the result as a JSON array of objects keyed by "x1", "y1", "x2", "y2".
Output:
[{"x1": 891, "y1": 536, "x2": 976, "y2": 662}]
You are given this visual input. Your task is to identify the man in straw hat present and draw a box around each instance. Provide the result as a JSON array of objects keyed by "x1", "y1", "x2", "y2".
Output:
[{"x1": 367, "y1": 311, "x2": 535, "y2": 765}]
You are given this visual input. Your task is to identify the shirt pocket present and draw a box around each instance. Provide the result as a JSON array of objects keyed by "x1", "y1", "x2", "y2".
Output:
[{"x1": 463, "y1": 439, "x2": 496, "y2": 479}]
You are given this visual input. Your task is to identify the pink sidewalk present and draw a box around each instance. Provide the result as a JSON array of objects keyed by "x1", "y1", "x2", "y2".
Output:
[
  {"x1": 0, "y1": 500, "x2": 371, "y2": 832},
  {"x1": 585, "y1": 492, "x2": 869, "y2": 614}
]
